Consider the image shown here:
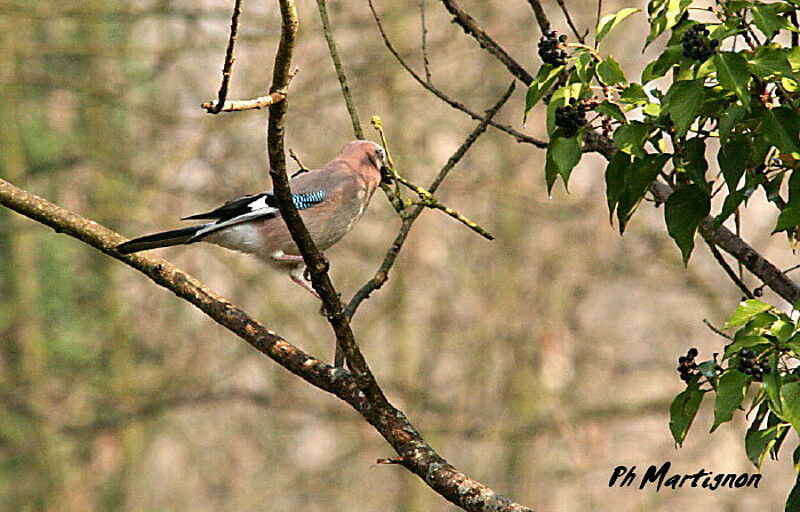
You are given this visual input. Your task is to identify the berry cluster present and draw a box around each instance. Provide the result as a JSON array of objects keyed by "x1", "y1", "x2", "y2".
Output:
[
  {"x1": 554, "y1": 98, "x2": 589, "y2": 137},
  {"x1": 738, "y1": 349, "x2": 771, "y2": 381},
  {"x1": 680, "y1": 23, "x2": 719, "y2": 62},
  {"x1": 538, "y1": 30, "x2": 568, "y2": 66},
  {"x1": 677, "y1": 348, "x2": 699, "y2": 382}
]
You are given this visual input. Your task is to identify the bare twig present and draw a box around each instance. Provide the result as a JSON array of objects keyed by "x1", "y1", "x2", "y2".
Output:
[
  {"x1": 704, "y1": 238, "x2": 754, "y2": 300},
  {"x1": 526, "y1": 0, "x2": 551, "y2": 34},
  {"x1": 0, "y1": 177, "x2": 532, "y2": 512},
  {"x1": 315, "y1": 0, "x2": 364, "y2": 139},
  {"x1": 207, "y1": 0, "x2": 243, "y2": 114},
  {"x1": 555, "y1": 0, "x2": 584, "y2": 43},
  {"x1": 420, "y1": 0, "x2": 432, "y2": 83},
  {"x1": 437, "y1": 0, "x2": 533, "y2": 84},
  {"x1": 367, "y1": 0, "x2": 547, "y2": 148},
  {"x1": 703, "y1": 319, "x2": 734, "y2": 341},
  {"x1": 345, "y1": 83, "x2": 514, "y2": 320},
  {"x1": 288, "y1": 148, "x2": 309, "y2": 175},
  {"x1": 201, "y1": 92, "x2": 285, "y2": 112}
]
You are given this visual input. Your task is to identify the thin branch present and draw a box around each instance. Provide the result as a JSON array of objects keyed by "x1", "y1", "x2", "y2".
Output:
[
  {"x1": 207, "y1": 0, "x2": 243, "y2": 114},
  {"x1": 704, "y1": 238, "x2": 754, "y2": 300},
  {"x1": 703, "y1": 319, "x2": 734, "y2": 341},
  {"x1": 0, "y1": 177, "x2": 532, "y2": 512},
  {"x1": 526, "y1": 0, "x2": 551, "y2": 34},
  {"x1": 201, "y1": 91, "x2": 285, "y2": 112},
  {"x1": 367, "y1": 0, "x2": 547, "y2": 148},
  {"x1": 555, "y1": 0, "x2": 584, "y2": 43},
  {"x1": 420, "y1": 0, "x2": 432, "y2": 83},
  {"x1": 437, "y1": 0, "x2": 533, "y2": 84},
  {"x1": 345, "y1": 83, "x2": 514, "y2": 319},
  {"x1": 315, "y1": 0, "x2": 364, "y2": 139}
]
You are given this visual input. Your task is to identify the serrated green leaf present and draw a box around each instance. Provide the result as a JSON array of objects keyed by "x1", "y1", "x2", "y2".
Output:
[
  {"x1": 747, "y1": 46, "x2": 794, "y2": 80},
  {"x1": 617, "y1": 153, "x2": 671, "y2": 233},
  {"x1": 724, "y1": 299, "x2": 773, "y2": 328},
  {"x1": 613, "y1": 121, "x2": 651, "y2": 157},
  {"x1": 646, "y1": 0, "x2": 691, "y2": 47},
  {"x1": 597, "y1": 56, "x2": 627, "y2": 85},
  {"x1": 619, "y1": 83, "x2": 649, "y2": 105},
  {"x1": 752, "y1": 4, "x2": 792, "y2": 38},
  {"x1": 575, "y1": 53, "x2": 596, "y2": 83},
  {"x1": 664, "y1": 184, "x2": 710, "y2": 263},
  {"x1": 774, "y1": 205, "x2": 800, "y2": 233},
  {"x1": 594, "y1": 101, "x2": 626, "y2": 123},
  {"x1": 745, "y1": 417, "x2": 786, "y2": 469},
  {"x1": 525, "y1": 64, "x2": 565, "y2": 115},
  {"x1": 605, "y1": 151, "x2": 631, "y2": 222},
  {"x1": 724, "y1": 335, "x2": 771, "y2": 359},
  {"x1": 719, "y1": 103, "x2": 747, "y2": 140},
  {"x1": 763, "y1": 353, "x2": 783, "y2": 415},
  {"x1": 547, "y1": 136, "x2": 582, "y2": 188},
  {"x1": 779, "y1": 381, "x2": 800, "y2": 432},
  {"x1": 682, "y1": 137, "x2": 708, "y2": 191},
  {"x1": 762, "y1": 107, "x2": 800, "y2": 154},
  {"x1": 642, "y1": 45, "x2": 683, "y2": 84},
  {"x1": 712, "y1": 370, "x2": 750, "y2": 432},
  {"x1": 669, "y1": 380, "x2": 704, "y2": 445},
  {"x1": 596, "y1": 7, "x2": 640, "y2": 43},
  {"x1": 662, "y1": 79, "x2": 704, "y2": 137},
  {"x1": 718, "y1": 134, "x2": 751, "y2": 191},
  {"x1": 715, "y1": 52, "x2": 752, "y2": 106}
]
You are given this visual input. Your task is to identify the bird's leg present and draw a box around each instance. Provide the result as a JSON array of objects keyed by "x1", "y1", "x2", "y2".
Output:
[{"x1": 288, "y1": 265, "x2": 320, "y2": 299}]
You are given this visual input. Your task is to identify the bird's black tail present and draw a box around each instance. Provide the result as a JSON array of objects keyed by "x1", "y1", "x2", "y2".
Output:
[{"x1": 117, "y1": 225, "x2": 206, "y2": 254}]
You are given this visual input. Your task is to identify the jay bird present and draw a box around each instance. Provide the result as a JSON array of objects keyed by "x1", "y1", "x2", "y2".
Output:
[{"x1": 117, "y1": 140, "x2": 389, "y2": 296}]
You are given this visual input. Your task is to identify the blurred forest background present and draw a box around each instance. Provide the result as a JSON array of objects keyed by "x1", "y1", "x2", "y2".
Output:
[{"x1": 1, "y1": 0, "x2": 798, "y2": 510}]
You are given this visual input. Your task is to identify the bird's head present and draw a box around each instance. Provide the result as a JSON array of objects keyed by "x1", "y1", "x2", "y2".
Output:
[{"x1": 343, "y1": 140, "x2": 393, "y2": 185}]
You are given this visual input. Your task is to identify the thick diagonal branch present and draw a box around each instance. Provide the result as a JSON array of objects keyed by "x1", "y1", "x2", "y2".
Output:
[{"x1": 0, "y1": 177, "x2": 533, "y2": 512}]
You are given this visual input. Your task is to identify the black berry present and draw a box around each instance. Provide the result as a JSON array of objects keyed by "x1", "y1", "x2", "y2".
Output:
[
  {"x1": 554, "y1": 98, "x2": 590, "y2": 137},
  {"x1": 538, "y1": 30, "x2": 568, "y2": 66},
  {"x1": 677, "y1": 347, "x2": 699, "y2": 382},
  {"x1": 680, "y1": 23, "x2": 719, "y2": 62}
]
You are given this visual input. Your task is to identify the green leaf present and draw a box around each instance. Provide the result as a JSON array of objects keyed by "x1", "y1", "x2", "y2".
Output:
[
  {"x1": 613, "y1": 121, "x2": 652, "y2": 157},
  {"x1": 719, "y1": 103, "x2": 747, "y2": 140},
  {"x1": 752, "y1": 4, "x2": 792, "y2": 38},
  {"x1": 747, "y1": 46, "x2": 794, "y2": 80},
  {"x1": 605, "y1": 151, "x2": 631, "y2": 221},
  {"x1": 723, "y1": 335, "x2": 771, "y2": 359},
  {"x1": 545, "y1": 152, "x2": 559, "y2": 195},
  {"x1": 670, "y1": 380, "x2": 704, "y2": 445},
  {"x1": 594, "y1": 100, "x2": 626, "y2": 123},
  {"x1": 646, "y1": 0, "x2": 691, "y2": 47},
  {"x1": 724, "y1": 299, "x2": 773, "y2": 328},
  {"x1": 716, "y1": 186, "x2": 755, "y2": 225},
  {"x1": 642, "y1": 45, "x2": 683, "y2": 84},
  {"x1": 775, "y1": 205, "x2": 800, "y2": 233},
  {"x1": 525, "y1": 64, "x2": 565, "y2": 115},
  {"x1": 712, "y1": 370, "x2": 750, "y2": 432},
  {"x1": 682, "y1": 137, "x2": 708, "y2": 191},
  {"x1": 596, "y1": 56, "x2": 627, "y2": 85},
  {"x1": 617, "y1": 153, "x2": 671, "y2": 233},
  {"x1": 714, "y1": 52, "x2": 752, "y2": 106},
  {"x1": 664, "y1": 184, "x2": 710, "y2": 263},
  {"x1": 546, "y1": 136, "x2": 582, "y2": 188},
  {"x1": 717, "y1": 135, "x2": 751, "y2": 191},
  {"x1": 745, "y1": 407, "x2": 786, "y2": 469},
  {"x1": 786, "y1": 474, "x2": 800, "y2": 512},
  {"x1": 662, "y1": 79, "x2": 704, "y2": 137},
  {"x1": 596, "y1": 7, "x2": 640, "y2": 43},
  {"x1": 763, "y1": 353, "x2": 783, "y2": 415},
  {"x1": 762, "y1": 107, "x2": 800, "y2": 154},
  {"x1": 780, "y1": 381, "x2": 800, "y2": 433},
  {"x1": 619, "y1": 83, "x2": 649, "y2": 105},
  {"x1": 575, "y1": 53, "x2": 596, "y2": 83}
]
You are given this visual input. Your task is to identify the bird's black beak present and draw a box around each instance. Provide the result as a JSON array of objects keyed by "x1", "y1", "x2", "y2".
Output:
[{"x1": 380, "y1": 165, "x2": 393, "y2": 184}]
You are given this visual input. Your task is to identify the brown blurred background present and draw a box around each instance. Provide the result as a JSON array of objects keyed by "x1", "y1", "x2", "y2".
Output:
[{"x1": 1, "y1": 0, "x2": 797, "y2": 510}]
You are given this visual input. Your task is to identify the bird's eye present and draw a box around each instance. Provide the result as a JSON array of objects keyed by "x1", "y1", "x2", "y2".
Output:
[{"x1": 376, "y1": 147, "x2": 385, "y2": 161}]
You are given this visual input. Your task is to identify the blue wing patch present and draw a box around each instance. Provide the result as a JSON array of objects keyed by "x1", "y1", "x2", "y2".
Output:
[{"x1": 292, "y1": 191, "x2": 327, "y2": 210}]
